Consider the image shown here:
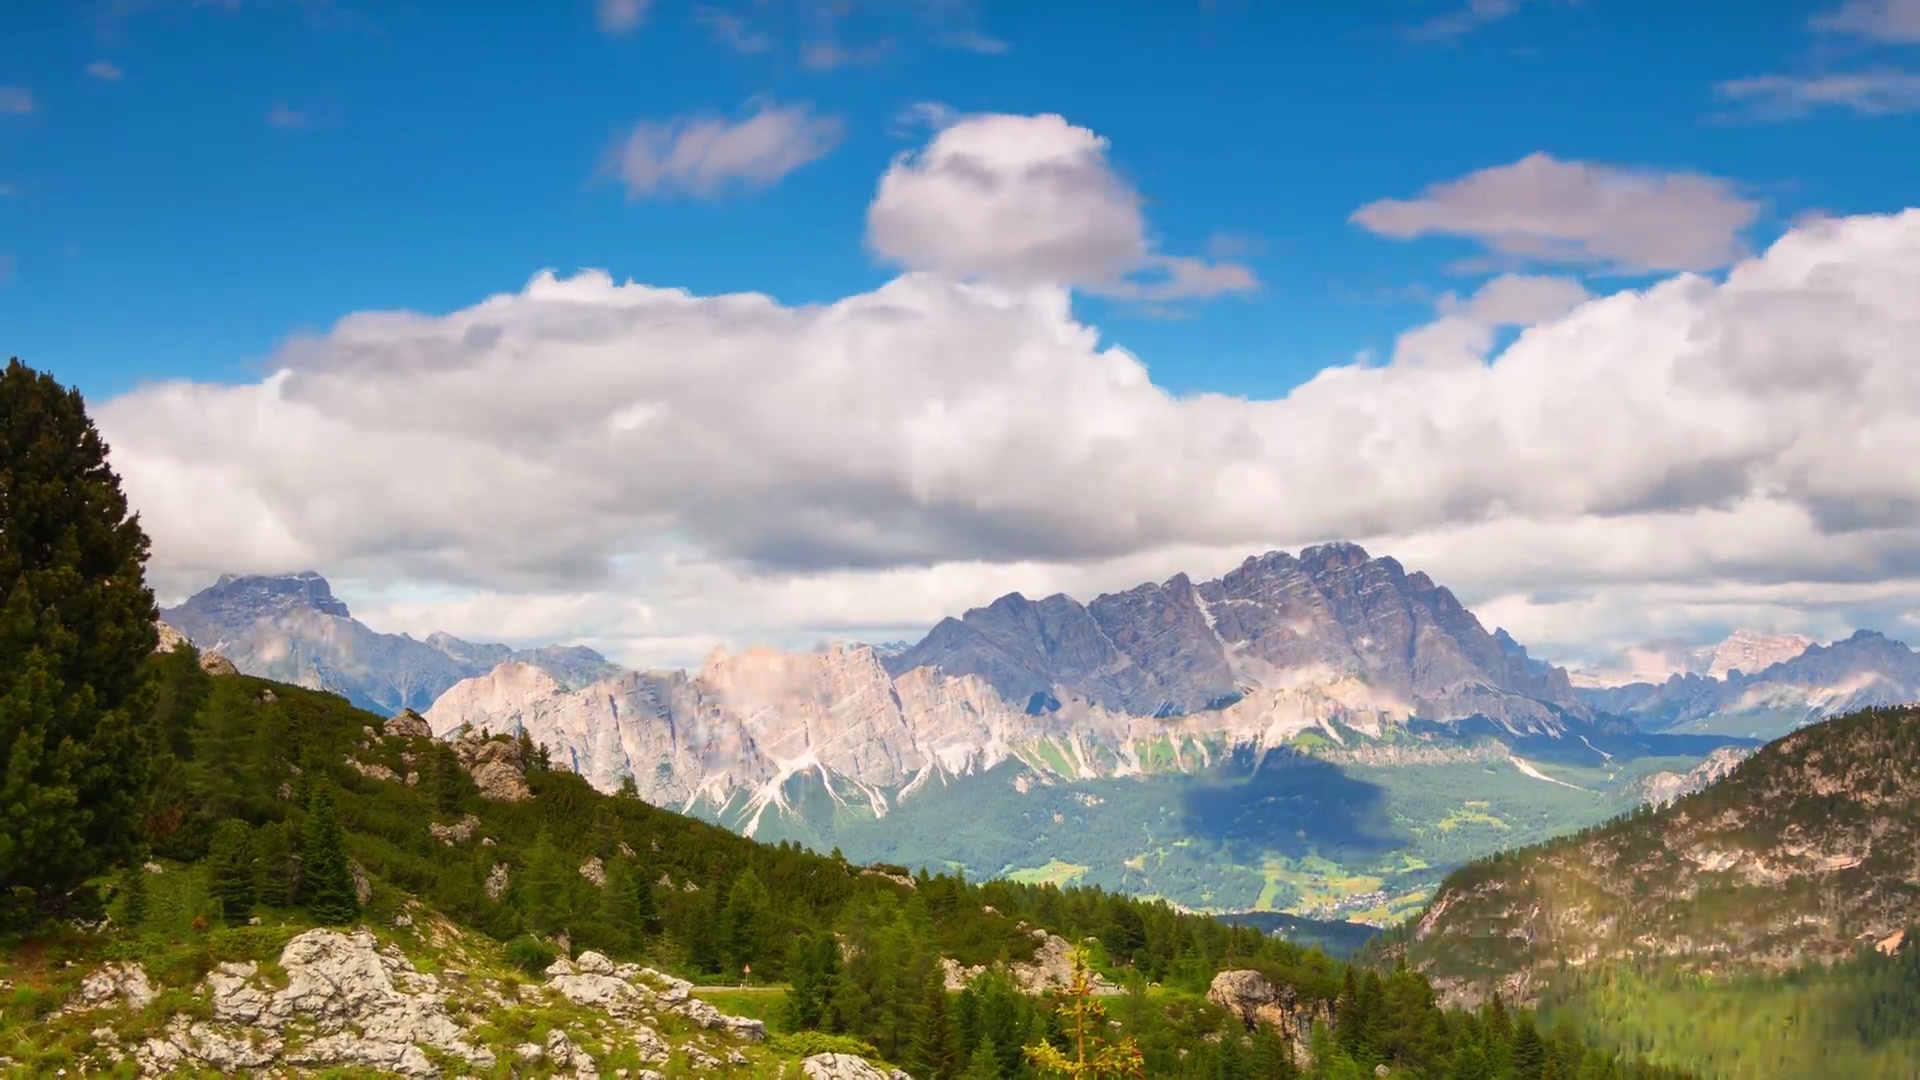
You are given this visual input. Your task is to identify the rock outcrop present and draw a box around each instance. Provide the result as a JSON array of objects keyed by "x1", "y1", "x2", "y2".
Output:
[
  {"x1": 803, "y1": 1053, "x2": 912, "y2": 1079},
  {"x1": 55, "y1": 929, "x2": 774, "y2": 1078},
  {"x1": 1207, "y1": 969, "x2": 1326, "y2": 1066},
  {"x1": 941, "y1": 931, "x2": 1119, "y2": 995},
  {"x1": 135, "y1": 929, "x2": 496, "y2": 1077},
  {"x1": 451, "y1": 729, "x2": 533, "y2": 802},
  {"x1": 154, "y1": 619, "x2": 239, "y2": 675}
]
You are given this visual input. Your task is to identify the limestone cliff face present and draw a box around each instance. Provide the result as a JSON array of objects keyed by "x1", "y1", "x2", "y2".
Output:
[{"x1": 420, "y1": 544, "x2": 1600, "y2": 814}]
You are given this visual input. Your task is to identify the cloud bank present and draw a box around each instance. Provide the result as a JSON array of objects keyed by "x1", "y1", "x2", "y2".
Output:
[{"x1": 92, "y1": 117, "x2": 1920, "y2": 670}]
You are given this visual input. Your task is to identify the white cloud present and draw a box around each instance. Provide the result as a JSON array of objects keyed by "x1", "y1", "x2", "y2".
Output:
[
  {"x1": 607, "y1": 100, "x2": 843, "y2": 199},
  {"x1": 1716, "y1": 69, "x2": 1920, "y2": 118},
  {"x1": 597, "y1": 0, "x2": 649, "y2": 36},
  {"x1": 866, "y1": 112, "x2": 1257, "y2": 299},
  {"x1": 1813, "y1": 0, "x2": 1920, "y2": 41},
  {"x1": 86, "y1": 60, "x2": 124, "y2": 82},
  {"x1": 1351, "y1": 152, "x2": 1761, "y2": 273},
  {"x1": 1441, "y1": 273, "x2": 1591, "y2": 325},
  {"x1": 98, "y1": 207, "x2": 1920, "y2": 668},
  {"x1": 266, "y1": 102, "x2": 308, "y2": 129},
  {"x1": 1406, "y1": 0, "x2": 1522, "y2": 41},
  {"x1": 0, "y1": 87, "x2": 37, "y2": 114}
]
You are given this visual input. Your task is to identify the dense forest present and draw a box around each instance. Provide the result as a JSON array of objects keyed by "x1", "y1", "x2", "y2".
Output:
[{"x1": 1, "y1": 355, "x2": 1686, "y2": 1077}]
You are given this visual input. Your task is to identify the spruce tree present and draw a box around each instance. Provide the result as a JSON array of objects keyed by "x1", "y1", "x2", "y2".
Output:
[
  {"x1": 0, "y1": 358, "x2": 160, "y2": 929},
  {"x1": 912, "y1": 968, "x2": 958, "y2": 1079},
  {"x1": 300, "y1": 786, "x2": 358, "y2": 924},
  {"x1": 207, "y1": 818, "x2": 257, "y2": 923}
]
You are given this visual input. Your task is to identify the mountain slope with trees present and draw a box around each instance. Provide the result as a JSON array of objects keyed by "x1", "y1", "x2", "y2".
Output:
[{"x1": 1395, "y1": 703, "x2": 1920, "y2": 1076}]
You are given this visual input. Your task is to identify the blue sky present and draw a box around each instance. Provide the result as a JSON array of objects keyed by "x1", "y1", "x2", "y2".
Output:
[
  {"x1": 9, "y1": 0, "x2": 1920, "y2": 671},
  {"x1": 6, "y1": 0, "x2": 1916, "y2": 404}
]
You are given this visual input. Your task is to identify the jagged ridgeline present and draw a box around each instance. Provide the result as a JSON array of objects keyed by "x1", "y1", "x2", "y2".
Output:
[
  {"x1": 1391, "y1": 704, "x2": 1920, "y2": 1077},
  {"x1": 2, "y1": 358, "x2": 1671, "y2": 1077}
]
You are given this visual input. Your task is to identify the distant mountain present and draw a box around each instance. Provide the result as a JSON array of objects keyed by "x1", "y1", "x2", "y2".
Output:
[
  {"x1": 427, "y1": 543, "x2": 1598, "y2": 809},
  {"x1": 1568, "y1": 628, "x2": 1813, "y2": 689},
  {"x1": 886, "y1": 543, "x2": 1586, "y2": 734},
  {"x1": 1577, "y1": 629, "x2": 1920, "y2": 739},
  {"x1": 160, "y1": 572, "x2": 622, "y2": 714}
]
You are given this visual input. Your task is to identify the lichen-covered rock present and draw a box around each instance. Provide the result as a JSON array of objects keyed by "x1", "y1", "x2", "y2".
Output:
[
  {"x1": 429, "y1": 813, "x2": 482, "y2": 845},
  {"x1": 385, "y1": 708, "x2": 434, "y2": 739},
  {"x1": 58, "y1": 962, "x2": 157, "y2": 1015},
  {"x1": 802, "y1": 1052, "x2": 912, "y2": 1080},
  {"x1": 485, "y1": 862, "x2": 511, "y2": 900},
  {"x1": 137, "y1": 929, "x2": 496, "y2": 1078},
  {"x1": 580, "y1": 856, "x2": 607, "y2": 887}
]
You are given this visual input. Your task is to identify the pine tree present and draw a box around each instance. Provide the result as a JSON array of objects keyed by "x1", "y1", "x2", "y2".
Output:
[
  {"x1": 300, "y1": 786, "x2": 358, "y2": 924},
  {"x1": 0, "y1": 358, "x2": 160, "y2": 930},
  {"x1": 207, "y1": 818, "x2": 257, "y2": 923},
  {"x1": 913, "y1": 968, "x2": 959, "y2": 1079}
]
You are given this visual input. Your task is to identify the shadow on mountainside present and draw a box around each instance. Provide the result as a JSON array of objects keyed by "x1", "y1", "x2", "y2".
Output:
[{"x1": 1177, "y1": 746, "x2": 1399, "y2": 865}]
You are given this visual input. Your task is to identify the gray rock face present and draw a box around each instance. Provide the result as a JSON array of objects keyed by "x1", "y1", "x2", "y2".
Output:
[
  {"x1": 889, "y1": 543, "x2": 1584, "y2": 731},
  {"x1": 161, "y1": 571, "x2": 621, "y2": 714}
]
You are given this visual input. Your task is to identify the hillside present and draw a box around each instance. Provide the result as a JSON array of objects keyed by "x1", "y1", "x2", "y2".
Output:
[
  {"x1": 0, "y1": 640, "x2": 1685, "y2": 1078},
  {"x1": 1399, "y1": 705, "x2": 1920, "y2": 1075}
]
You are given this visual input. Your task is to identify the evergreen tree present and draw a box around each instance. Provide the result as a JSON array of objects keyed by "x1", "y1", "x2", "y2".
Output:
[
  {"x1": 1250, "y1": 1023, "x2": 1297, "y2": 1079},
  {"x1": 118, "y1": 865, "x2": 150, "y2": 929},
  {"x1": 721, "y1": 868, "x2": 770, "y2": 974},
  {"x1": 1512, "y1": 1016, "x2": 1547, "y2": 1080},
  {"x1": 207, "y1": 818, "x2": 257, "y2": 923},
  {"x1": 1335, "y1": 966, "x2": 1363, "y2": 1057},
  {"x1": 912, "y1": 968, "x2": 959, "y2": 1079},
  {"x1": 300, "y1": 786, "x2": 358, "y2": 924},
  {"x1": 0, "y1": 358, "x2": 160, "y2": 930},
  {"x1": 603, "y1": 857, "x2": 655, "y2": 949},
  {"x1": 961, "y1": 1035, "x2": 1004, "y2": 1080}
]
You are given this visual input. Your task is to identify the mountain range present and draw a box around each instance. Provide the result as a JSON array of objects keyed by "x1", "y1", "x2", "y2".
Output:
[{"x1": 159, "y1": 544, "x2": 1920, "y2": 919}]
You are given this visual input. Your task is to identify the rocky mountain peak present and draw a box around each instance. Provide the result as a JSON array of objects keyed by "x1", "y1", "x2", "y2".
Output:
[{"x1": 191, "y1": 570, "x2": 352, "y2": 620}]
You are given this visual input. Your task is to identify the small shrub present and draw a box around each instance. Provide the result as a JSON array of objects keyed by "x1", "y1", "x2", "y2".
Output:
[
  {"x1": 505, "y1": 935, "x2": 556, "y2": 976},
  {"x1": 768, "y1": 1031, "x2": 881, "y2": 1059}
]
